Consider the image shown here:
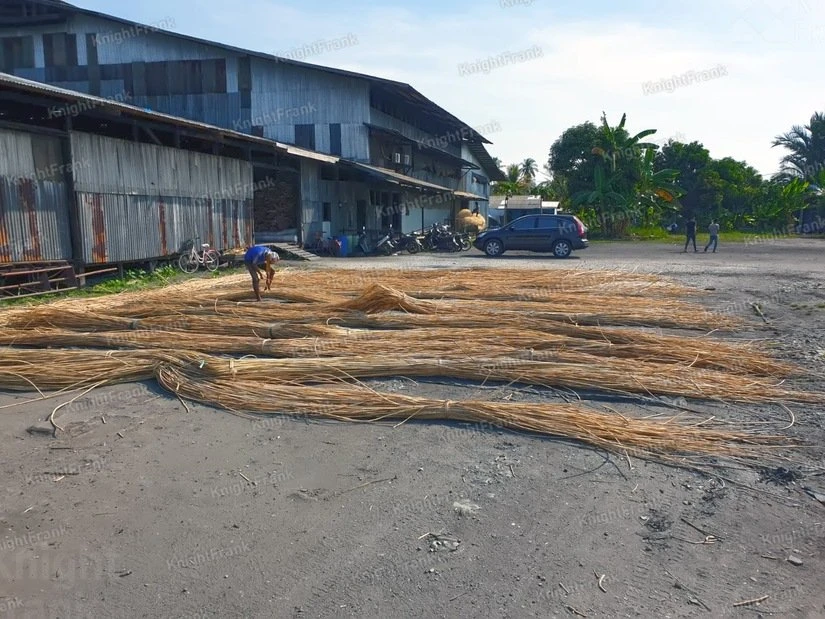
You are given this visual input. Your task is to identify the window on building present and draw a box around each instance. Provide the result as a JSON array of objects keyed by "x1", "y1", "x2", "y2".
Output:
[
  {"x1": 295, "y1": 124, "x2": 316, "y2": 150},
  {"x1": 322, "y1": 202, "x2": 331, "y2": 222},
  {"x1": 43, "y1": 33, "x2": 78, "y2": 67},
  {"x1": 329, "y1": 123, "x2": 342, "y2": 156},
  {"x1": 1, "y1": 36, "x2": 35, "y2": 72}
]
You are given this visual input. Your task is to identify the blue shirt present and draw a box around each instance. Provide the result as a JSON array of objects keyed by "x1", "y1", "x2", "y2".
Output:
[{"x1": 244, "y1": 245, "x2": 271, "y2": 265}]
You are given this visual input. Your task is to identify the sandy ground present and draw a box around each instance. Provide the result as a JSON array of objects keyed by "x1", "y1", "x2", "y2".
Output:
[{"x1": 1, "y1": 238, "x2": 824, "y2": 619}]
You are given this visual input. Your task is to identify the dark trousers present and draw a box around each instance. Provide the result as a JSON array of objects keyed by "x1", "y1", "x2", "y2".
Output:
[
  {"x1": 245, "y1": 260, "x2": 262, "y2": 296},
  {"x1": 704, "y1": 235, "x2": 718, "y2": 252},
  {"x1": 684, "y1": 233, "x2": 697, "y2": 251}
]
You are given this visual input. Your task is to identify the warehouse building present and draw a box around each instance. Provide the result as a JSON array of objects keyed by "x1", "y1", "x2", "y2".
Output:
[
  {"x1": 0, "y1": 71, "x2": 330, "y2": 288},
  {"x1": 0, "y1": 0, "x2": 505, "y2": 246}
]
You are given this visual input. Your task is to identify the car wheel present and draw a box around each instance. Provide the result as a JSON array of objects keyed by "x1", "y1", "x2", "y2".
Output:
[
  {"x1": 552, "y1": 239, "x2": 572, "y2": 258},
  {"x1": 484, "y1": 239, "x2": 504, "y2": 257}
]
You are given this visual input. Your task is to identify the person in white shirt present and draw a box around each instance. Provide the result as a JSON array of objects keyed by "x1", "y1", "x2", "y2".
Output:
[{"x1": 704, "y1": 220, "x2": 720, "y2": 253}]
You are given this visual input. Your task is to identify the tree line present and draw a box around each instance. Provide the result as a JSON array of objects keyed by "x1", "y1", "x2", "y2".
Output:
[{"x1": 491, "y1": 111, "x2": 825, "y2": 238}]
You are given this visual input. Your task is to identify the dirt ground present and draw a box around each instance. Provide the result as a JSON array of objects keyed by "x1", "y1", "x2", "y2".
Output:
[{"x1": 1, "y1": 238, "x2": 824, "y2": 619}]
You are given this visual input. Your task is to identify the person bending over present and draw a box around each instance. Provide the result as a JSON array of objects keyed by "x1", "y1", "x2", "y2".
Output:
[{"x1": 243, "y1": 245, "x2": 279, "y2": 301}]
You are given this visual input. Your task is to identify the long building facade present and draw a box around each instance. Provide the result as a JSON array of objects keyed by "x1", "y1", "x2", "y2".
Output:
[{"x1": 0, "y1": 0, "x2": 504, "y2": 245}]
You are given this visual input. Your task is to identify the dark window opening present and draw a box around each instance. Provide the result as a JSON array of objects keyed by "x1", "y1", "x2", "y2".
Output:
[
  {"x1": 1, "y1": 36, "x2": 35, "y2": 72},
  {"x1": 329, "y1": 123, "x2": 342, "y2": 156},
  {"x1": 295, "y1": 124, "x2": 315, "y2": 150},
  {"x1": 322, "y1": 202, "x2": 331, "y2": 222},
  {"x1": 43, "y1": 33, "x2": 78, "y2": 67},
  {"x1": 356, "y1": 200, "x2": 367, "y2": 230}
]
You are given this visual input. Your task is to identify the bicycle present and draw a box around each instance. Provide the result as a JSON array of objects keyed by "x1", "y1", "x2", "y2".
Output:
[{"x1": 178, "y1": 237, "x2": 220, "y2": 273}]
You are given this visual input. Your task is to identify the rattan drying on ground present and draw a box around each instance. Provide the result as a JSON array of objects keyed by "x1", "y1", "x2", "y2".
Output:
[
  {"x1": 155, "y1": 363, "x2": 793, "y2": 465},
  {"x1": 0, "y1": 266, "x2": 813, "y2": 466}
]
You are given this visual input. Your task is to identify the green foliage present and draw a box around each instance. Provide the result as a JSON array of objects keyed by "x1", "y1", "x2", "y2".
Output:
[
  {"x1": 562, "y1": 113, "x2": 685, "y2": 237},
  {"x1": 548, "y1": 121, "x2": 601, "y2": 205},
  {"x1": 772, "y1": 112, "x2": 825, "y2": 182}
]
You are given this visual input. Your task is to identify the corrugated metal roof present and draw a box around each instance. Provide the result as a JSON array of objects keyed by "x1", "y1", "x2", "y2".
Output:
[
  {"x1": 17, "y1": 0, "x2": 491, "y2": 144},
  {"x1": 466, "y1": 142, "x2": 507, "y2": 182},
  {"x1": 341, "y1": 162, "x2": 456, "y2": 194},
  {"x1": 0, "y1": 71, "x2": 338, "y2": 163},
  {"x1": 453, "y1": 191, "x2": 487, "y2": 201}
]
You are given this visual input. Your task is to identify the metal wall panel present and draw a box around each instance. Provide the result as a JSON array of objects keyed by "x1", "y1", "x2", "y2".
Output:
[
  {"x1": 0, "y1": 129, "x2": 73, "y2": 263},
  {"x1": 0, "y1": 177, "x2": 73, "y2": 262},
  {"x1": 75, "y1": 193, "x2": 253, "y2": 264},
  {"x1": 340, "y1": 123, "x2": 368, "y2": 161},
  {"x1": 71, "y1": 15, "x2": 224, "y2": 65},
  {"x1": 68, "y1": 131, "x2": 253, "y2": 263},
  {"x1": 69, "y1": 131, "x2": 253, "y2": 200}
]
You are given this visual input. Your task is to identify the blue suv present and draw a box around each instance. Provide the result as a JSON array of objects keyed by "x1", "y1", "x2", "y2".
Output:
[{"x1": 474, "y1": 214, "x2": 589, "y2": 258}]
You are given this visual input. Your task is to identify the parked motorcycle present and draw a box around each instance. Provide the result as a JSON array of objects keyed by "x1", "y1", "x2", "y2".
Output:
[
  {"x1": 423, "y1": 223, "x2": 462, "y2": 252},
  {"x1": 395, "y1": 231, "x2": 423, "y2": 254},
  {"x1": 375, "y1": 226, "x2": 398, "y2": 255},
  {"x1": 353, "y1": 227, "x2": 398, "y2": 256}
]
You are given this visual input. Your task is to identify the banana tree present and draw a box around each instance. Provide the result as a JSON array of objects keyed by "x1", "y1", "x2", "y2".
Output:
[
  {"x1": 572, "y1": 164, "x2": 632, "y2": 236},
  {"x1": 591, "y1": 112, "x2": 660, "y2": 174}
]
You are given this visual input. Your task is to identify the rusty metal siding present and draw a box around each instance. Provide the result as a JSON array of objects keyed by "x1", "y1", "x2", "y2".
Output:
[
  {"x1": 0, "y1": 129, "x2": 73, "y2": 263},
  {"x1": 74, "y1": 193, "x2": 253, "y2": 264},
  {"x1": 70, "y1": 130, "x2": 253, "y2": 263}
]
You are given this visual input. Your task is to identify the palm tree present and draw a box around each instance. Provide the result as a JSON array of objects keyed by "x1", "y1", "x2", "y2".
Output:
[
  {"x1": 505, "y1": 164, "x2": 521, "y2": 183},
  {"x1": 520, "y1": 158, "x2": 538, "y2": 184},
  {"x1": 772, "y1": 112, "x2": 825, "y2": 182}
]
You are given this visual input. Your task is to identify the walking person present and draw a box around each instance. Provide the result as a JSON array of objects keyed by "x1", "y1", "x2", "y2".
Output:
[
  {"x1": 243, "y1": 245, "x2": 279, "y2": 301},
  {"x1": 704, "y1": 219, "x2": 719, "y2": 253},
  {"x1": 682, "y1": 216, "x2": 697, "y2": 253}
]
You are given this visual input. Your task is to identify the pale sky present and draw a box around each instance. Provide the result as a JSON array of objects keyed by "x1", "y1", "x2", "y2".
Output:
[{"x1": 75, "y1": 0, "x2": 824, "y2": 179}]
